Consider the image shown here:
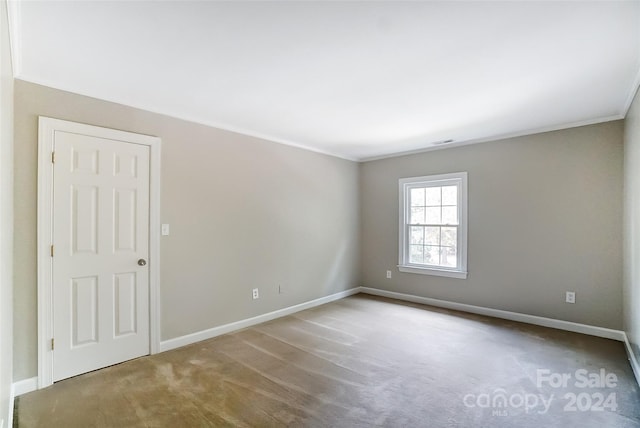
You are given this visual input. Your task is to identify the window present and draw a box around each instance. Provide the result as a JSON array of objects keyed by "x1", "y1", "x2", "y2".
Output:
[{"x1": 398, "y1": 172, "x2": 468, "y2": 279}]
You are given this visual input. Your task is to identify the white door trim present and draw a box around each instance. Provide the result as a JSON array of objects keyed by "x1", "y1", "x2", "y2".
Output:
[{"x1": 37, "y1": 117, "x2": 161, "y2": 388}]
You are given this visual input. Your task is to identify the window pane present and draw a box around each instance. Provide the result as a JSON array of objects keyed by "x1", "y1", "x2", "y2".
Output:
[
  {"x1": 425, "y1": 207, "x2": 441, "y2": 224},
  {"x1": 410, "y1": 245, "x2": 424, "y2": 264},
  {"x1": 441, "y1": 247, "x2": 457, "y2": 268},
  {"x1": 442, "y1": 206, "x2": 458, "y2": 225},
  {"x1": 425, "y1": 226, "x2": 440, "y2": 245},
  {"x1": 410, "y1": 227, "x2": 424, "y2": 245},
  {"x1": 410, "y1": 207, "x2": 425, "y2": 224},
  {"x1": 400, "y1": 173, "x2": 466, "y2": 275},
  {"x1": 425, "y1": 187, "x2": 441, "y2": 206},
  {"x1": 410, "y1": 188, "x2": 425, "y2": 207},
  {"x1": 442, "y1": 185, "x2": 457, "y2": 205},
  {"x1": 441, "y1": 227, "x2": 457, "y2": 247},
  {"x1": 424, "y1": 246, "x2": 440, "y2": 265}
]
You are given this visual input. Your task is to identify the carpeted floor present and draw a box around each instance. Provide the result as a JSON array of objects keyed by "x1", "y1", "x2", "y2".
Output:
[{"x1": 15, "y1": 294, "x2": 640, "y2": 427}]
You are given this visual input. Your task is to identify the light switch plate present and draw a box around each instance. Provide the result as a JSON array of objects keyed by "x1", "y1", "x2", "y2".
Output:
[{"x1": 161, "y1": 224, "x2": 170, "y2": 236}]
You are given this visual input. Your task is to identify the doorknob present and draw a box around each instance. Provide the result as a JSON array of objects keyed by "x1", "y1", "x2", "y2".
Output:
[{"x1": 138, "y1": 259, "x2": 147, "y2": 266}]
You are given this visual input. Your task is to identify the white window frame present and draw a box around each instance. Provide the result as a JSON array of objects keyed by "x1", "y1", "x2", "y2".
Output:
[{"x1": 398, "y1": 172, "x2": 468, "y2": 279}]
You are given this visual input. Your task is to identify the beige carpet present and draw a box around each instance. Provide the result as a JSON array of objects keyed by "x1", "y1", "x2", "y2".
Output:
[{"x1": 15, "y1": 294, "x2": 640, "y2": 427}]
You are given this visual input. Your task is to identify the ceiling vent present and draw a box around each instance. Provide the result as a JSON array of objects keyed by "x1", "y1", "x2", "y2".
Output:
[{"x1": 432, "y1": 139, "x2": 454, "y2": 146}]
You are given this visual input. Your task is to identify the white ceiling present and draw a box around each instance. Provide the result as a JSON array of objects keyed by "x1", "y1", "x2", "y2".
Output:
[{"x1": 10, "y1": 1, "x2": 640, "y2": 160}]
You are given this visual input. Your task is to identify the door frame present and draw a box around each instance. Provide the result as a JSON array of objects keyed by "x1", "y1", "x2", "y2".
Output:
[{"x1": 37, "y1": 117, "x2": 162, "y2": 388}]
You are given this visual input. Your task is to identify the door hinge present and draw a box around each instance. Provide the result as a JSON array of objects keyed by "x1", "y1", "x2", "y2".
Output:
[
  {"x1": 51, "y1": 338, "x2": 54, "y2": 350},
  {"x1": 51, "y1": 151, "x2": 55, "y2": 163},
  {"x1": 50, "y1": 245, "x2": 54, "y2": 257}
]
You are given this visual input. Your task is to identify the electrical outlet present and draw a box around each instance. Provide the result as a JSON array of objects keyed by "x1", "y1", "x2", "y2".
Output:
[
  {"x1": 566, "y1": 291, "x2": 576, "y2": 304},
  {"x1": 386, "y1": 270, "x2": 392, "y2": 279},
  {"x1": 252, "y1": 288, "x2": 259, "y2": 299}
]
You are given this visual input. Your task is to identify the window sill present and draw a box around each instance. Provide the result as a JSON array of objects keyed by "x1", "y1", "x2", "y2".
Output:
[{"x1": 398, "y1": 265, "x2": 468, "y2": 279}]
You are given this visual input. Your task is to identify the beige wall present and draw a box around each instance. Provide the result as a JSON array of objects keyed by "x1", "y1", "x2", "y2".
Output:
[
  {"x1": 0, "y1": 0, "x2": 13, "y2": 425},
  {"x1": 13, "y1": 80, "x2": 360, "y2": 381},
  {"x1": 360, "y1": 122, "x2": 624, "y2": 329},
  {"x1": 624, "y1": 87, "x2": 640, "y2": 358},
  {"x1": 11, "y1": 77, "x2": 629, "y2": 384}
]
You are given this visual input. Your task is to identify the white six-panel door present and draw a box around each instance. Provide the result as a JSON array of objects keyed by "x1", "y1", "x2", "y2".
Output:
[{"x1": 51, "y1": 130, "x2": 151, "y2": 381}]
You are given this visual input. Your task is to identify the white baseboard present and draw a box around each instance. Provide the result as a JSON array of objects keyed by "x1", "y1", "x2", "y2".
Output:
[
  {"x1": 160, "y1": 287, "x2": 361, "y2": 352},
  {"x1": 12, "y1": 377, "x2": 38, "y2": 397},
  {"x1": 9, "y1": 377, "x2": 39, "y2": 428},
  {"x1": 14, "y1": 286, "x2": 638, "y2": 398},
  {"x1": 623, "y1": 334, "x2": 640, "y2": 387},
  {"x1": 12, "y1": 288, "x2": 362, "y2": 395},
  {"x1": 359, "y1": 287, "x2": 625, "y2": 341},
  {"x1": 162, "y1": 286, "x2": 626, "y2": 353}
]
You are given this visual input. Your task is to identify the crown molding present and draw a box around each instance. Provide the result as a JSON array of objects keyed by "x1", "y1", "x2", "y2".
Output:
[
  {"x1": 15, "y1": 75, "x2": 360, "y2": 163},
  {"x1": 360, "y1": 114, "x2": 625, "y2": 162}
]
